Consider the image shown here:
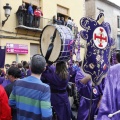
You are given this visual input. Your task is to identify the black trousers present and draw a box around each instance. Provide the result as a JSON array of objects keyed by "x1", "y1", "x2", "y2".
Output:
[
  {"x1": 34, "y1": 16, "x2": 40, "y2": 28},
  {"x1": 17, "y1": 12, "x2": 25, "y2": 25}
]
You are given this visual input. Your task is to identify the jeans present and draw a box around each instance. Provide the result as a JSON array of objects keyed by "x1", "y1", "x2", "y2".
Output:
[
  {"x1": 28, "y1": 15, "x2": 33, "y2": 27},
  {"x1": 17, "y1": 12, "x2": 25, "y2": 25}
]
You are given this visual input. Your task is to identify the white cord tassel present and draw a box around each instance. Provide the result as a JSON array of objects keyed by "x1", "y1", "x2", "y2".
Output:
[{"x1": 108, "y1": 110, "x2": 120, "y2": 118}]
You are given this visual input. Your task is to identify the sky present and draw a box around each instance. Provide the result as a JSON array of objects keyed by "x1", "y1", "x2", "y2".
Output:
[{"x1": 108, "y1": 0, "x2": 120, "y2": 6}]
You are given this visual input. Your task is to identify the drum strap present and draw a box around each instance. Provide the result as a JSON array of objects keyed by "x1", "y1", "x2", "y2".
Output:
[{"x1": 45, "y1": 29, "x2": 57, "y2": 62}]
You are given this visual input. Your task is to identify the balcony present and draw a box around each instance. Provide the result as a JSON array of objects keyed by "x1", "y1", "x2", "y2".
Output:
[
  {"x1": 15, "y1": 15, "x2": 78, "y2": 38},
  {"x1": 15, "y1": 16, "x2": 53, "y2": 37}
]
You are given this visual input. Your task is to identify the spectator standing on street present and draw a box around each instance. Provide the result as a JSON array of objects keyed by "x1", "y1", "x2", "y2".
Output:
[
  {"x1": 9, "y1": 54, "x2": 52, "y2": 120},
  {"x1": 25, "y1": 63, "x2": 31, "y2": 77},
  {"x1": 5, "y1": 67, "x2": 21, "y2": 120},
  {"x1": 5, "y1": 64, "x2": 10, "y2": 74},
  {"x1": 0, "y1": 85, "x2": 12, "y2": 120},
  {"x1": 17, "y1": 63, "x2": 26, "y2": 78}
]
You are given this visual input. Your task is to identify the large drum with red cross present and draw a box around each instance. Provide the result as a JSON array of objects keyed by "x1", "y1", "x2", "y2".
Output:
[{"x1": 40, "y1": 25, "x2": 75, "y2": 63}]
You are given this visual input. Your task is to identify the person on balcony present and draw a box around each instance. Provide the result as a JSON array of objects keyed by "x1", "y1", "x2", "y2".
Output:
[
  {"x1": 34, "y1": 7, "x2": 43, "y2": 28},
  {"x1": 61, "y1": 17, "x2": 65, "y2": 25},
  {"x1": 16, "y1": 2, "x2": 27, "y2": 25},
  {"x1": 57, "y1": 17, "x2": 62, "y2": 25},
  {"x1": 28, "y1": 3, "x2": 34, "y2": 27},
  {"x1": 53, "y1": 15, "x2": 57, "y2": 24},
  {"x1": 66, "y1": 17, "x2": 73, "y2": 30}
]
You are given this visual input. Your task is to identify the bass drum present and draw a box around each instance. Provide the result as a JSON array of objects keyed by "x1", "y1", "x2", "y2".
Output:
[{"x1": 40, "y1": 25, "x2": 75, "y2": 63}]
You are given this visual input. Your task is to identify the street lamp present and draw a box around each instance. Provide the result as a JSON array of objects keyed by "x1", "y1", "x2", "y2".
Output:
[{"x1": 2, "y1": 3, "x2": 12, "y2": 27}]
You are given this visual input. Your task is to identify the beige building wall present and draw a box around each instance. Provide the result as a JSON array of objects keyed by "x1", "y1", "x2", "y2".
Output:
[
  {"x1": 42, "y1": 0, "x2": 85, "y2": 30},
  {"x1": 85, "y1": 0, "x2": 95, "y2": 18},
  {"x1": 0, "y1": 0, "x2": 85, "y2": 65},
  {"x1": 95, "y1": 0, "x2": 118, "y2": 40},
  {"x1": 1, "y1": 39, "x2": 39, "y2": 64},
  {"x1": 1, "y1": 0, "x2": 22, "y2": 32},
  {"x1": 85, "y1": 0, "x2": 120, "y2": 49}
]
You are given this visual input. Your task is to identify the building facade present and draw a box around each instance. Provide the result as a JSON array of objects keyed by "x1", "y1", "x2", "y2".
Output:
[
  {"x1": 85, "y1": 0, "x2": 120, "y2": 50},
  {"x1": 0, "y1": 0, "x2": 85, "y2": 65}
]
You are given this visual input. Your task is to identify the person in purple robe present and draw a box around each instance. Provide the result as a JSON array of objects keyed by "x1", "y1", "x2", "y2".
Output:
[
  {"x1": 0, "y1": 69, "x2": 5, "y2": 84},
  {"x1": 68, "y1": 65, "x2": 76, "y2": 83},
  {"x1": 75, "y1": 69, "x2": 105, "y2": 120},
  {"x1": 97, "y1": 52, "x2": 120, "y2": 120},
  {"x1": 0, "y1": 77, "x2": 4, "y2": 84},
  {"x1": 67, "y1": 61, "x2": 82, "y2": 112},
  {"x1": 2, "y1": 79, "x2": 11, "y2": 87},
  {"x1": 68, "y1": 61, "x2": 82, "y2": 83},
  {"x1": 42, "y1": 61, "x2": 71, "y2": 120}
]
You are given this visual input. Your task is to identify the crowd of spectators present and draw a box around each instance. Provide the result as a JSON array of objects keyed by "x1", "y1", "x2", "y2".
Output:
[
  {"x1": 16, "y1": 2, "x2": 43, "y2": 28},
  {"x1": 0, "y1": 58, "x2": 81, "y2": 120},
  {"x1": 53, "y1": 15, "x2": 76, "y2": 30}
]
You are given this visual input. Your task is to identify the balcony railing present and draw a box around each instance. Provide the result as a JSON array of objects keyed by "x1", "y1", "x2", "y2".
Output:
[
  {"x1": 16, "y1": 14, "x2": 78, "y2": 37},
  {"x1": 40, "y1": 17, "x2": 53, "y2": 29}
]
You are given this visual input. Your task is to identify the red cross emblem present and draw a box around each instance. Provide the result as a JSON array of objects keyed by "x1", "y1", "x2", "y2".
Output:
[
  {"x1": 93, "y1": 27, "x2": 108, "y2": 49},
  {"x1": 93, "y1": 88, "x2": 97, "y2": 94}
]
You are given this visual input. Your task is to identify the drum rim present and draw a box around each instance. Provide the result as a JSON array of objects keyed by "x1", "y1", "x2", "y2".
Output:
[{"x1": 40, "y1": 24, "x2": 63, "y2": 63}]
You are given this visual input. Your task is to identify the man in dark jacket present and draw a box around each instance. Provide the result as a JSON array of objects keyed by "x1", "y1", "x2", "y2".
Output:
[
  {"x1": 5, "y1": 67, "x2": 21, "y2": 120},
  {"x1": 16, "y1": 2, "x2": 26, "y2": 25}
]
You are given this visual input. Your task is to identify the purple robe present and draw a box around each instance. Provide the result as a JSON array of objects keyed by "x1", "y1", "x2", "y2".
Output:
[
  {"x1": 75, "y1": 69, "x2": 104, "y2": 120},
  {"x1": 68, "y1": 67, "x2": 76, "y2": 83},
  {"x1": 0, "y1": 77, "x2": 5, "y2": 84},
  {"x1": 2, "y1": 79, "x2": 11, "y2": 87},
  {"x1": 1, "y1": 72, "x2": 5, "y2": 77},
  {"x1": 20, "y1": 71, "x2": 25, "y2": 79},
  {"x1": 42, "y1": 65, "x2": 71, "y2": 120},
  {"x1": 26, "y1": 69, "x2": 31, "y2": 76},
  {"x1": 97, "y1": 64, "x2": 120, "y2": 120},
  {"x1": 68, "y1": 65, "x2": 80, "y2": 83}
]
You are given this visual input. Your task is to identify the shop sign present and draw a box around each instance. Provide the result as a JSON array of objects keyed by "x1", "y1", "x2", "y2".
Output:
[{"x1": 6, "y1": 43, "x2": 28, "y2": 54}]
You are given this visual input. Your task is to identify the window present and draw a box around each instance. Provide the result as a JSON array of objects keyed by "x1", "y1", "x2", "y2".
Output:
[
  {"x1": 30, "y1": 44, "x2": 40, "y2": 58},
  {"x1": 57, "y1": 5, "x2": 69, "y2": 16},
  {"x1": 117, "y1": 16, "x2": 120, "y2": 28},
  {"x1": 117, "y1": 35, "x2": 120, "y2": 50}
]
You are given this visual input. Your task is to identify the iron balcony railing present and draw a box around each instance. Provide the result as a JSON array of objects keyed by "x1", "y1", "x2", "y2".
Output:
[{"x1": 16, "y1": 14, "x2": 78, "y2": 37}]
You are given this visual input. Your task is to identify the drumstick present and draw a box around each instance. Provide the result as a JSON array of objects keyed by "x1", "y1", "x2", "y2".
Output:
[{"x1": 108, "y1": 110, "x2": 120, "y2": 118}]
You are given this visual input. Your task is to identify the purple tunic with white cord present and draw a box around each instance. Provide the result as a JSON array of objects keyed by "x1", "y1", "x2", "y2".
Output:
[
  {"x1": 75, "y1": 69, "x2": 105, "y2": 120},
  {"x1": 42, "y1": 65, "x2": 71, "y2": 120},
  {"x1": 97, "y1": 64, "x2": 120, "y2": 120}
]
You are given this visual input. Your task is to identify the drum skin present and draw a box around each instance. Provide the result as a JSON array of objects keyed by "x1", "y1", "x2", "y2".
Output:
[{"x1": 40, "y1": 25, "x2": 75, "y2": 63}]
